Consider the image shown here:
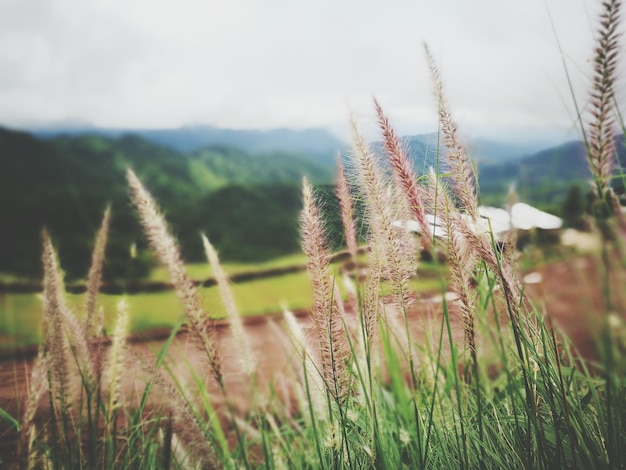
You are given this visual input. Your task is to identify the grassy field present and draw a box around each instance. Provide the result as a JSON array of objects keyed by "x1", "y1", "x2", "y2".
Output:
[
  {"x1": 0, "y1": 253, "x2": 310, "y2": 347},
  {"x1": 0, "y1": 253, "x2": 310, "y2": 284},
  {"x1": 0, "y1": 270, "x2": 313, "y2": 348},
  {"x1": 0, "y1": 249, "x2": 447, "y2": 348},
  {"x1": 147, "y1": 252, "x2": 309, "y2": 281}
]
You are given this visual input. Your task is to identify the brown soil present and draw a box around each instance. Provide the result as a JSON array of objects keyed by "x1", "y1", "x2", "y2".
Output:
[{"x1": 0, "y1": 255, "x2": 619, "y2": 464}]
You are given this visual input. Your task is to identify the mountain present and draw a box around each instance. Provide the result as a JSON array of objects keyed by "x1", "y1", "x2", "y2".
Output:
[
  {"x1": 371, "y1": 132, "x2": 625, "y2": 205},
  {"x1": 190, "y1": 145, "x2": 332, "y2": 188},
  {"x1": 369, "y1": 133, "x2": 559, "y2": 172},
  {"x1": 478, "y1": 136, "x2": 626, "y2": 204},
  {"x1": 467, "y1": 138, "x2": 561, "y2": 165},
  {"x1": 0, "y1": 128, "x2": 334, "y2": 280},
  {"x1": 26, "y1": 125, "x2": 552, "y2": 171},
  {"x1": 27, "y1": 124, "x2": 345, "y2": 164}
]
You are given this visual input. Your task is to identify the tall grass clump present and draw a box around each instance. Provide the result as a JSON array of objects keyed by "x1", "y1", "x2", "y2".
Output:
[
  {"x1": 1, "y1": 1, "x2": 625, "y2": 468},
  {"x1": 6, "y1": 211, "x2": 168, "y2": 469},
  {"x1": 577, "y1": 2, "x2": 626, "y2": 468}
]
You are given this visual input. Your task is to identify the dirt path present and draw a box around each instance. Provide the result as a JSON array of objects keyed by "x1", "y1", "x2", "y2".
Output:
[{"x1": 0, "y1": 255, "x2": 616, "y2": 463}]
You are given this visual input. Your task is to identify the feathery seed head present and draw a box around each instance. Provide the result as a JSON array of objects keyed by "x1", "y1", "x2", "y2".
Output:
[
  {"x1": 61, "y1": 307, "x2": 98, "y2": 393},
  {"x1": 106, "y1": 299, "x2": 130, "y2": 413},
  {"x1": 300, "y1": 180, "x2": 352, "y2": 403},
  {"x1": 350, "y1": 118, "x2": 417, "y2": 308},
  {"x1": 373, "y1": 98, "x2": 433, "y2": 250},
  {"x1": 41, "y1": 230, "x2": 71, "y2": 407},
  {"x1": 336, "y1": 156, "x2": 359, "y2": 259},
  {"x1": 586, "y1": 0, "x2": 622, "y2": 197},
  {"x1": 19, "y1": 352, "x2": 48, "y2": 462},
  {"x1": 84, "y1": 206, "x2": 110, "y2": 338},
  {"x1": 300, "y1": 177, "x2": 332, "y2": 325},
  {"x1": 424, "y1": 44, "x2": 479, "y2": 218},
  {"x1": 282, "y1": 308, "x2": 327, "y2": 420},
  {"x1": 127, "y1": 169, "x2": 221, "y2": 379},
  {"x1": 202, "y1": 234, "x2": 255, "y2": 375}
]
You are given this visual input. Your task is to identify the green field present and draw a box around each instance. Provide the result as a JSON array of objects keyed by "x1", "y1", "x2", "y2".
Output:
[
  {"x1": 0, "y1": 270, "x2": 314, "y2": 348},
  {"x1": 0, "y1": 258, "x2": 446, "y2": 348},
  {"x1": 147, "y1": 252, "x2": 308, "y2": 281}
]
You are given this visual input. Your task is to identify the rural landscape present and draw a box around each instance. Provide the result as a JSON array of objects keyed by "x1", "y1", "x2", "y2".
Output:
[{"x1": 1, "y1": 0, "x2": 626, "y2": 468}]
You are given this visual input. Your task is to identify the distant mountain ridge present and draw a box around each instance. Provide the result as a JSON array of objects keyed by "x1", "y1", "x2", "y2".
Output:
[
  {"x1": 25, "y1": 123, "x2": 623, "y2": 202},
  {"x1": 478, "y1": 136, "x2": 626, "y2": 204},
  {"x1": 26, "y1": 124, "x2": 345, "y2": 164},
  {"x1": 23, "y1": 123, "x2": 555, "y2": 168},
  {"x1": 467, "y1": 138, "x2": 563, "y2": 165},
  {"x1": 371, "y1": 132, "x2": 567, "y2": 168},
  {"x1": 369, "y1": 132, "x2": 625, "y2": 204},
  {"x1": 10, "y1": 123, "x2": 622, "y2": 200}
]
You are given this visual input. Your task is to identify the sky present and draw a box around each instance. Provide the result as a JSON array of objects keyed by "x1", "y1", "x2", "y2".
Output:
[{"x1": 0, "y1": 0, "x2": 622, "y2": 142}]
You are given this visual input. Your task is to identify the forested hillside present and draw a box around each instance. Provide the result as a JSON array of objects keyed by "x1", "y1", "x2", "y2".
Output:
[{"x1": 0, "y1": 128, "x2": 334, "y2": 280}]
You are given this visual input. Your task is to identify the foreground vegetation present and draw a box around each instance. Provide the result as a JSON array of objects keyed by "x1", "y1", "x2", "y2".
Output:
[{"x1": 2, "y1": 1, "x2": 626, "y2": 468}]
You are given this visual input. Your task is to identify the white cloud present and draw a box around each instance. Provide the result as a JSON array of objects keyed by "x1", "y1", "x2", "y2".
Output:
[{"x1": 0, "y1": 0, "x2": 619, "y2": 140}]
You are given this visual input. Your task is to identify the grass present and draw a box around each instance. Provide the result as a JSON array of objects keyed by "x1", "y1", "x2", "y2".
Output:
[
  {"x1": 0, "y1": 252, "x2": 309, "y2": 284},
  {"x1": 147, "y1": 252, "x2": 309, "y2": 282},
  {"x1": 0, "y1": 272, "x2": 314, "y2": 348},
  {"x1": 0, "y1": 272, "x2": 37, "y2": 283},
  {"x1": 0, "y1": 252, "x2": 312, "y2": 348},
  {"x1": 1, "y1": 2, "x2": 625, "y2": 468},
  {"x1": 0, "y1": 266, "x2": 443, "y2": 348},
  {"x1": 0, "y1": 293, "x2": 44, "y2": 347}
]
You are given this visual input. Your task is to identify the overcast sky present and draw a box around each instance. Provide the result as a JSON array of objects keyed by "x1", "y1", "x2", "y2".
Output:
[{"x1": 0, "y1": 0, "x2": 622, "y2": 141}]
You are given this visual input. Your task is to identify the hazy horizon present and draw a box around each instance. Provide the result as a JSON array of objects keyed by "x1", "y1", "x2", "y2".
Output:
[{"x1": 3, "y1": 119, "x2": 581, "y2": 148}]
